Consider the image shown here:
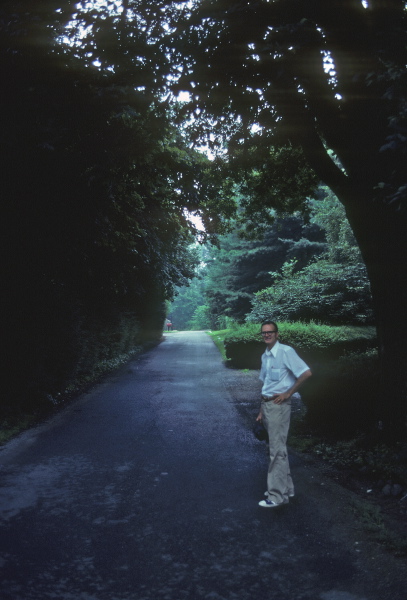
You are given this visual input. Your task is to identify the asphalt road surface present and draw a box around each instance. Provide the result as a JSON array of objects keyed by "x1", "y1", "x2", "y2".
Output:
[{"x1": 0, "y1": 331, "x2": 405, "y2": 600}]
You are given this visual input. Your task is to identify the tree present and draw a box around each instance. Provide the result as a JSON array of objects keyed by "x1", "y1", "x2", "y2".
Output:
[
  {"x1": 167, "y1": 0, "x2": 407, "y2": 437},
  {"x1": 248, "y1": 258, "x2": 374, "y2": 325},
  {"x1": 204, "y1": 214, "x2": 326, "y2": 324},
  {"x1": 246, "y1": 189, "x2": 374, "y2": 326},
  {"x1": 169, "y1": 245, "x2": 211, "y2": 330},
  {"x1": 187, "y1": 304, "x2": 213, "y2": 330},
  {"x1": 170, "y1": 281, "x2": 210, "y2": 330},
  {"x1": 0, "y1": 1, "x2": 232, "y2": 412}
]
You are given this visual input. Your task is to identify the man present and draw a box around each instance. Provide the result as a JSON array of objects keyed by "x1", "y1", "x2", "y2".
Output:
[{"x1": 257, "y1": 321, "x2": 312, "y2": 508}]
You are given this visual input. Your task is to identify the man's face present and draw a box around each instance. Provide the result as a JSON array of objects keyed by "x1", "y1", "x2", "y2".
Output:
[{"x1": 261, "y1": 325, "x2": 279, "y2": 348}]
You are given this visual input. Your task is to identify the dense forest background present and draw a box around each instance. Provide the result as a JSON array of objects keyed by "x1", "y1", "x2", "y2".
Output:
[
  {"x1": 170, "y1": 189, "x2": 374, "y2": 331},
  {"x1": 1, "y1": 1, "x2": 406, "y2": 439},
  {"x1": 1, "y1": 1, "x2": 231, "y2": 419}
]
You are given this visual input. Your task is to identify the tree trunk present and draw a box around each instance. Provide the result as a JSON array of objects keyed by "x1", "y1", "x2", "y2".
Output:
[{"x1": 343, "y1": 191, "x2": 407, "y2": 440}]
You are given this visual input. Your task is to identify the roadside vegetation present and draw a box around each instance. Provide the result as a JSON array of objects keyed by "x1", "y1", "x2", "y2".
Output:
[
  {"x1": 176, "y1": 191, "x2": 381, "y2": 440},
  {"x1": 209, "y1": 320, "x2": 379, "y2": 438},
  {"x1": 209, "y1": 322, "x2": 407, "y2": 555},
  {"x1": 171, "y1": 189, "x2": 374, "y2": 332}
]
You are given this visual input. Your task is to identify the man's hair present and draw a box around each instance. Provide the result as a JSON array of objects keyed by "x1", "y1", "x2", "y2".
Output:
[{"x1": 261, "y1": 320, "x2": 278, "y2": 332}]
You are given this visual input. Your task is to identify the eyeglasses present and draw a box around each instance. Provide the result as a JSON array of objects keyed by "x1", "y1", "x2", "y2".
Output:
[{"x1": 261, "y1": 331, "x2": 277, "y2": 336}]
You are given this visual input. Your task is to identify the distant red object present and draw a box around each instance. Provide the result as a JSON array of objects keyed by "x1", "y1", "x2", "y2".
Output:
[{"x1": 166, "y1": 321, "x2": 172, "y2": 331}]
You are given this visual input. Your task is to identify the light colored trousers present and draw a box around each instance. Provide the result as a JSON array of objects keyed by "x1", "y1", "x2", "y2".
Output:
[{"x1": 261, "y1": 399, "x2": 294, "y2": 504}]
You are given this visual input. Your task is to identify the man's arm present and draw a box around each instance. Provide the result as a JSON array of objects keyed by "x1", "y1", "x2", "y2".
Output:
[
  {"x1": 272, "y1": 369, "x2": 312, "y2": 404},
  {"x1": 256, "y1": 369, "x2": 312, "y2": 420}
]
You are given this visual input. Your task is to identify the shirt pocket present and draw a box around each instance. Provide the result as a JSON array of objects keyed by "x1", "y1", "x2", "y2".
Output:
[{"x1": 270, "y1": 368, "x2": 281, "y2": 381}]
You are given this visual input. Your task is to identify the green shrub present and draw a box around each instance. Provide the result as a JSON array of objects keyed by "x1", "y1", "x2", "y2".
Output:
[
  {"x1": 247, "y1": 259, "x2": 374, "y2": 325},
  {"x1": 224, "y1": 321, "x2": 377, "y2": 367},
  {"x1": 301, "y1": 349, "x2": 380, "y2": 436},
  {"x1": 222, "y1": 321, "x2": 379, "y2": 436}
]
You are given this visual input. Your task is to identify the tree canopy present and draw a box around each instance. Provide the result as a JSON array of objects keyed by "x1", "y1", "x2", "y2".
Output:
[
  {"x1": 0, "y1": 0, "x2": 233, "y2": 411},
  {"x1": 172, "y1": 191, "x2": 373, "y2": 330},
  {"x1": 203, "y1": 213, "x2": 326, "y2": 323},
  {"x1": 2, "y1": 1, "x2": 407, "y2": 436},
  {"x1": 166, "y1": 0, "x2": 407, "y2": 436}
]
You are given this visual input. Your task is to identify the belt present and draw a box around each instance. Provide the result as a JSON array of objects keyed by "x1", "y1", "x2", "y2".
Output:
[{"x1": 261, "y1": 395, "x2": 275, "y2": 402}]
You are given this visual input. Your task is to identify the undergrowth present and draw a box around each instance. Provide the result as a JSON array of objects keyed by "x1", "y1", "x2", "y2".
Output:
[
  {"x1": 289, "y1": 425, "x2": 407, "y2": 487},
  {"x1": 350, "y1": 497, "x2": 407, "y2": 556},
  {"x1": 208, "y1": 330, "x2": 229, "y2": 361},
  {"x1": 289, "y1": 425, "x2": 407, "y2": 556},
  {"x1": 0, "y1": 347, "x2": 145, "y2": 445},
  {"x1": 0, "y1": 415, "x2": 38, "y2": 445}
]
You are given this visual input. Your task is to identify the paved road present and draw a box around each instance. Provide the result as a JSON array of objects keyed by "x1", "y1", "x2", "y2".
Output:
[{"x1": 0, "y1": 331, "x2": 405, "y2": 600}]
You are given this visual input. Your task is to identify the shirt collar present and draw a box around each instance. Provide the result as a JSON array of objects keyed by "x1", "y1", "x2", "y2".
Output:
[{"x1": 265, "y1": 340, "x2": 280, "y2": 357}]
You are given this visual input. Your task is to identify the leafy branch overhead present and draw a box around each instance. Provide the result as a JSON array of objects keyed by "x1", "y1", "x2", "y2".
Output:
[
  {"x1": 165, "y1": 0, "x2": 407, "y2": 437},
  {"x1": 170, "y1": 0, "x2": 406, "y2": 206}
]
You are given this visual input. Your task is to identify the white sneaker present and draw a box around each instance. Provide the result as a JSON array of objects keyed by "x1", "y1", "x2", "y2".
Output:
[{"x1": 258, "y1": 498, "x2": 288, "y2": 508}]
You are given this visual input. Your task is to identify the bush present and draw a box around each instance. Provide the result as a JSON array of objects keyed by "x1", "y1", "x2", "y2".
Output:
[
  {"x1": 224, "y1": 321, "x2": 377, "y2": 366},
  {"x1": 247, "y1": 259, "x2": 374, "y2": 325},
  {"x1": 1, "y1": 300, "x2": 164, "y2": 421},
  {"x1": 301, "y1": 349, "x2": 380, "y2": 436},
  {"x1": 222, "y1": 321, "x2": 379, "y2": 436}
]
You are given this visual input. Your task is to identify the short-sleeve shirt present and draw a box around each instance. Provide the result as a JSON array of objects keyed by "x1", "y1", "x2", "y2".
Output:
[{"x1": 259, "y1": 340, "x2": 310, "y2": 398}]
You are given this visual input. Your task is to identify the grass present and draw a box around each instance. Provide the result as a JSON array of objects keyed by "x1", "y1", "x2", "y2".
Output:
[
  {"x1": 349, "y1": 497, "x2": 407, "y2": 556},
  {"x1": 207, "y1": 329, "x2": 230, "y2": 361},
  {"x1": 0, "y1": 415, "x2": 39, "y2": 444}
]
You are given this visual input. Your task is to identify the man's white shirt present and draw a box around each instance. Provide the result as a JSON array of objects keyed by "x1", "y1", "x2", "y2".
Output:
[{"x1": 259, "y1": 340, "x2": 310, "y2": 398}]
